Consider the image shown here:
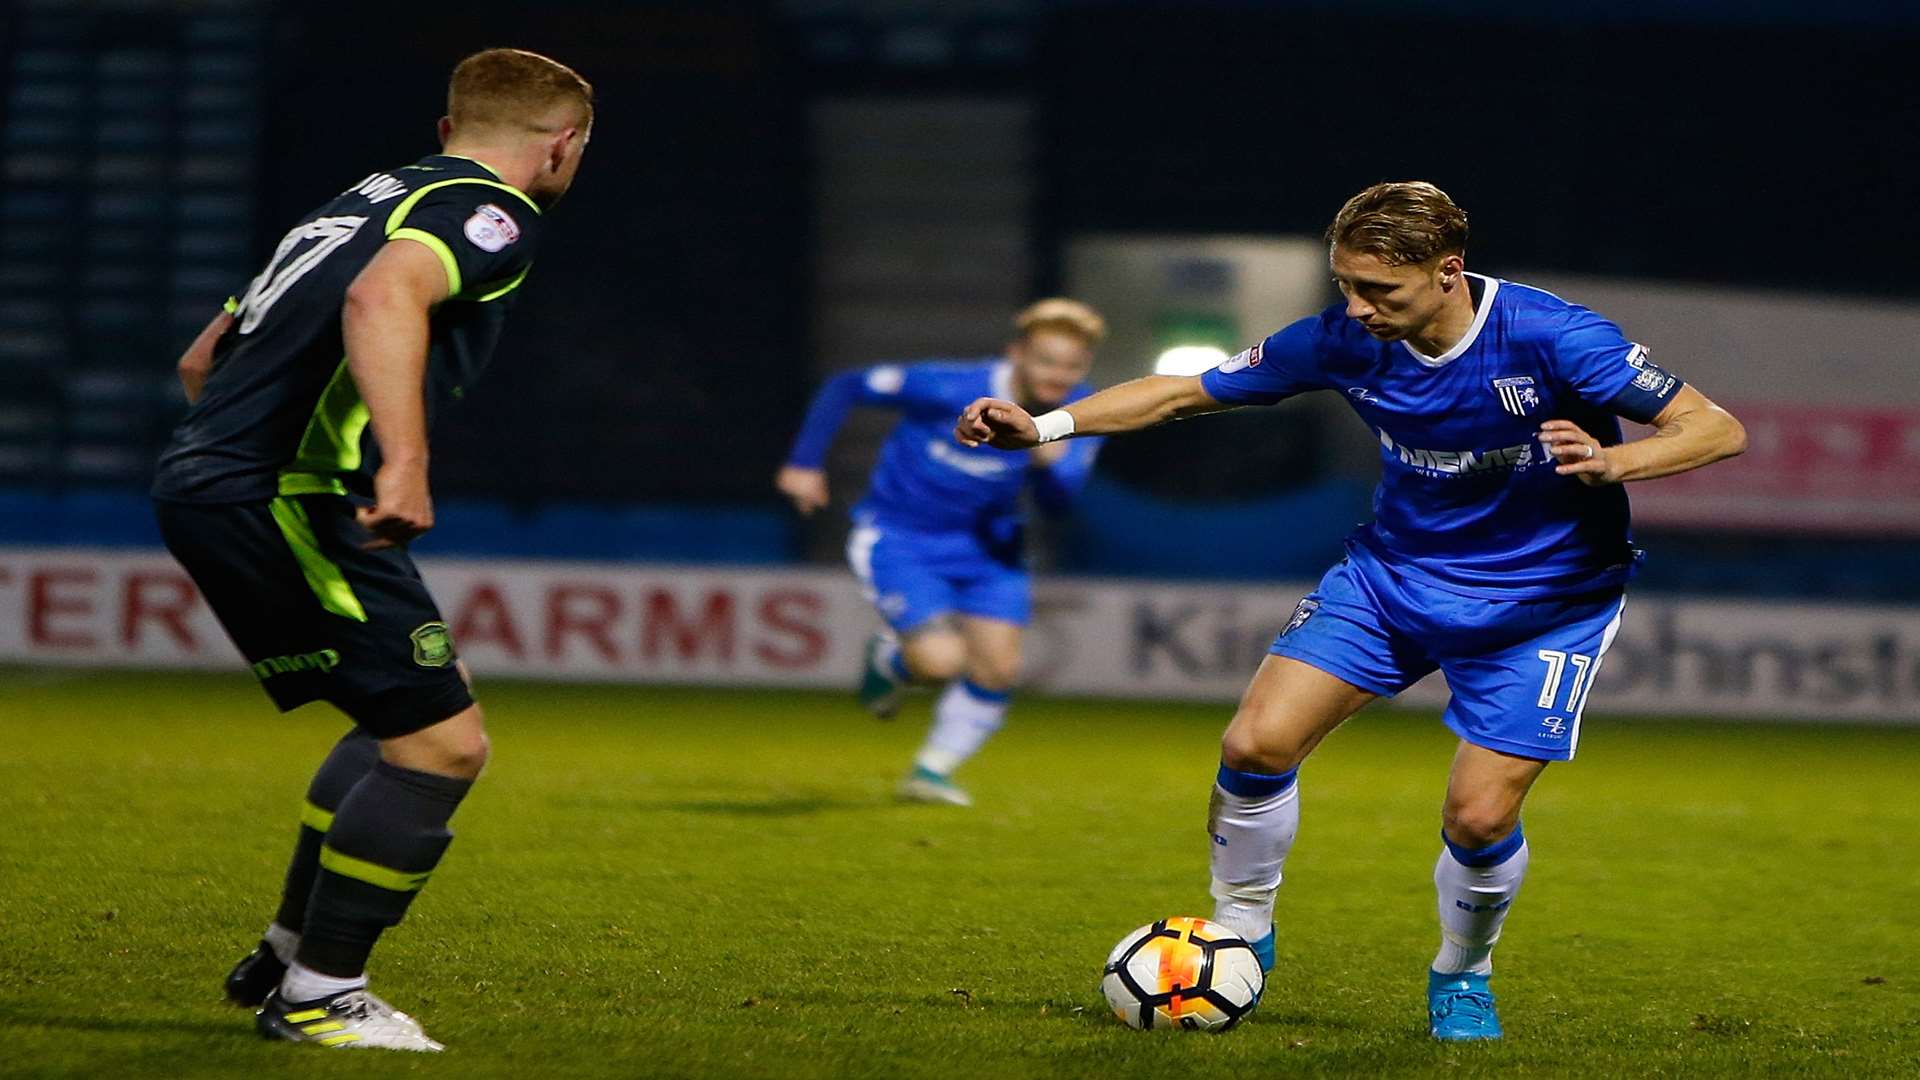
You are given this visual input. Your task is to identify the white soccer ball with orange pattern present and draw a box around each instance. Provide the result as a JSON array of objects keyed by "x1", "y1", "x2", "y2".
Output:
[{"x1": 1100, "y1": 916, "x2": 1264, "y2": 1031}]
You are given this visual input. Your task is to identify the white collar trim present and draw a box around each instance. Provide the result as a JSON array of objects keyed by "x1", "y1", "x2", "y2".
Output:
[{"x1": 1400, "y1": 273, "x2": 1498, "y2": 368}]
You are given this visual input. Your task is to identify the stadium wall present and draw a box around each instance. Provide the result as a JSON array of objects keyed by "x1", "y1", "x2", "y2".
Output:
[{"x1": 4, "y1": 548, "x2": 1916, "y2": 725}]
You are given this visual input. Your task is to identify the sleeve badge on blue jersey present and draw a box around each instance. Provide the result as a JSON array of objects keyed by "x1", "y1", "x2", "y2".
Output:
[
  {"x1": 1491, "y1": 375, "x2": 1540, "y2": 416},
  {"x1": 462, "y1": 203, "x2": 521, "y2": 253},
  {"x1": 1217, "y1": 341, "x2": 1263, "y2": 374},
  {"x1": 1624, "y1": 343, "x2": 1678, "y2": 397}
]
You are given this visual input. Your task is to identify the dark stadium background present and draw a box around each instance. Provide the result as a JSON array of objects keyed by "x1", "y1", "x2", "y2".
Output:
[
  {"x1": 6, "y1": 5, "x2": 1920, "y2": 1075},
  {"x1": 2, "y1": 0, "x2": 1916, "y2": 594}
]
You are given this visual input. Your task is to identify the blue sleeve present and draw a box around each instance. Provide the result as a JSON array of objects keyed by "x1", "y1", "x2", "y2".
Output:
[
  {"x1": 784, "y1": 364, "x2": 943, "y2": 467},
  {"x1": 1028, "y1": 435, "x2": 1103, "y2": 513},
  {"x1": 1199, "y1": 316, "x2": 1327, "y2": 406},
  {"x1": 1554, "y1": 307, "x2": 1685, "y2": 424}
]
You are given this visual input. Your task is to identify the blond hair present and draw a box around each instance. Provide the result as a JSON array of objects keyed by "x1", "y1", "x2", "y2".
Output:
[
  {"x1": 448, "y1": 48, "x2": 594, "y2": 134},
  {"x1": 1014, "y1": 298, "x2": 1106, "y2": 346},
  {"x1": 1325, "y1": 181, "x2": 1469, "y2": 266}
]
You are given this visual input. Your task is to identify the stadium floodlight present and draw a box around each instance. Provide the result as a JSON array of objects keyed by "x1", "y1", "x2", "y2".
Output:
[{"x1": 1153, "y1": 345, "x2": 1228, "y2": 376}]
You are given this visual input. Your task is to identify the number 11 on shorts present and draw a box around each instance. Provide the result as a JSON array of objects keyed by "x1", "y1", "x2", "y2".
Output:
[{"x1": 1535, "y1": 649, "x2": 1593, "y2": 711}]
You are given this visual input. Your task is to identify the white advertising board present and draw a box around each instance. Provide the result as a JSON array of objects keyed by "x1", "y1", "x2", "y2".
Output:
[{"x1": 2, "y1": 548, "x2": 1914, "y2": 724}]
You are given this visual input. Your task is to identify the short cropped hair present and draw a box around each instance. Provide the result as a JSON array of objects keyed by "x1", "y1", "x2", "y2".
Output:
[
  {"x1": 1325, "y1": 181, "x2": 1469, "y2": 266},
  {"x1": 448, "y1": 48, "x2": 594, "y2": 134},
  {"x1": 1014, "y1": 298, "x2": 1106, "y2": 346}
]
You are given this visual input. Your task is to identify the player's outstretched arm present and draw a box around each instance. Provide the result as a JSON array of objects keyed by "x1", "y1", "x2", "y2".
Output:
[
  {"x1": 1540, "y1": 384, "x2": 1746, "y2": 486},
  {"x1": 777, "y1": 365, "x2": 928, "y2": 515},
  {"x1": 955, "y1": 374, "x2": 1228, "y2": 449},
  {"x1": 341, "y1": 239, "x2": 454, "y2": 548},
  {"x1": 174, "y1": 306, "x2": 234, "y2": 405}
]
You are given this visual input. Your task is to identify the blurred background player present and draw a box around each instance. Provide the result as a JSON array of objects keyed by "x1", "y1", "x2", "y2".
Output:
[
  {"x1": 956, "y1": 182, "x2": 1747, "y2": 1040},
  {"x1": 148, "y1": 48, "x2": 592, "y2": 1051},
  {"x1": 776, "y1": 300, "x2": 1105, "y2": 806}
]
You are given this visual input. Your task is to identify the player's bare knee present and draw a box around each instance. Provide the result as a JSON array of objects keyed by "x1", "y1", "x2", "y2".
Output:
[
  {"x1": 453, "y1": 705, "x2": 492, "y2": 775},
  {"x1": 387, "y1": 704, "x2": 490, "y2": 779},
  {"x1": 1219, "y1": 717, "x2": 1304, "y2": 774},
  {"x1": 906, "y1": 634, "x2": 966, "y2": 683},
  {"x1": 917, "y1": 652, "x2": 964, "y2": 683},
  {"x1": 1442, "y1": 802, "x2": 1518, "y2": 850},
  {"x1": 454, "y1": 725, "x2": 492, "y2": 775},
  {"x1": 424, "y1": 730, "x2": 489, "y2": 779}
]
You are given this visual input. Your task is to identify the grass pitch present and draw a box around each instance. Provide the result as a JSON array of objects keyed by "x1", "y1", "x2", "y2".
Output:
[{"x1": 2, "y1": 669, "x2": 1916, "y2": 1079}]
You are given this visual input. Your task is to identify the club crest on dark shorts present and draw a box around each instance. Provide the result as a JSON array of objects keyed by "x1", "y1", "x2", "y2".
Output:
[{"x1": 410, "y1": 622, "x2": 455, "y2": 668}]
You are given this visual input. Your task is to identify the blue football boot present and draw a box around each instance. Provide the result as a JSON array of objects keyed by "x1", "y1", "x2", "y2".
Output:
[
  {"x1": 858, "y1": 631, "x2": 905, "y2": 720},
  {"x1": 1427, "y1": 969, "x2": 1502, "y2": 1041},
  {"x1": 897, "y1": 765, "x2": 971, "y2": 806},
  {"x1": 1247, "y1": 927, "x2": 1275, "y2": 973}
]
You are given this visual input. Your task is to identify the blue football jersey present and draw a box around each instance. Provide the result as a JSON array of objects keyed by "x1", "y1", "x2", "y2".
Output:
[
  {"x1": 787, "y1": 358, "x2": 1102, "y2": 535},
  {"x1": 1200, "y1": 274, "x2": 1684, "y2": 598}
]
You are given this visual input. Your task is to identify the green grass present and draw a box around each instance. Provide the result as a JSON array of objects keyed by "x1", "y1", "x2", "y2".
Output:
[{"x1": 2, "y1": 669, "x2": 1916, "y2": 1078}]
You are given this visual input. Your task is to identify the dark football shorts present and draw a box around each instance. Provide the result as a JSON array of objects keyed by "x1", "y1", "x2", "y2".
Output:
[{"x1": 154, "y1": 494, "x2": 473, "y2": 738}]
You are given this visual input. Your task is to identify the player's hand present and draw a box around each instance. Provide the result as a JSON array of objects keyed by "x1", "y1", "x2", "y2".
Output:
[
  {"x1": 776, "y1": 465, "x2": 830, "y2": 516},
  {"x1": 956, "y1": 397, "x2": 1039, "y2": 449},
  {"x1": 1539, "y1": 420, "x2": 1621, "y2": 486},
  {"x1": 357, "y1": 461, "x2": 434, "y2": 549}
]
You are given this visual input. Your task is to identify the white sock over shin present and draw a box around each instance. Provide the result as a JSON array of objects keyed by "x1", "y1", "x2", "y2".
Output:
[
  {"x1": 913, "y1": 679, "x2": 1009, "y2": 777},
  {"x1": 1207, "y1": 764, "x2": 1300, "y2": 942},
  {"x1": 280, "y1": 961, "x2": 368, "y2": 1004},
  {"x1": 262, "y1": 921, "x2": 301, "y2": 965},
  {"x1": 1431, "y1": 829, "x2": 1531, "y2": 976}
]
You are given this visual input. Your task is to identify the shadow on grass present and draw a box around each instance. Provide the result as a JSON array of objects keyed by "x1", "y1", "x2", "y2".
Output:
[
  {"x1": 0, "y1": 1008, "x2": 247, "y2": 1039},
  {"x1": 552, "y1": 793, "x2": 892, "y2": 818},
  {"x1": 663, "y1": 796, "x2": 874, "y2": 817},
  {"x1": 736, "y1": 987, "x2": 1360, "y2": 1035},
  {"x1": 735, "y1": 986, "x2": 1111, "y2": 1024}
]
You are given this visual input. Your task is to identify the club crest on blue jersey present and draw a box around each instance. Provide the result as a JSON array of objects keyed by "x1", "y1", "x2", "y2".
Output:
[{"x1": 1491, "y1": 376, "x2": 1540, "y2": 417}]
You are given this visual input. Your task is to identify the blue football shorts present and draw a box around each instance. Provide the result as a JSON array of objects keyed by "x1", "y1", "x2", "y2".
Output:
[
  {"x1": 1269, "y1": 543, "x2": 1628, "y2": 761},
  {"x1": 845, "y1": 517, "x2": 1030, "y2": 634}
]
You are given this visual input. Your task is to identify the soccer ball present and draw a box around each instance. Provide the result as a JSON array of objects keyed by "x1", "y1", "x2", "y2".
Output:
[{"x1": 1100, "y1": 916, "x2": 1264, "y2": 1032}]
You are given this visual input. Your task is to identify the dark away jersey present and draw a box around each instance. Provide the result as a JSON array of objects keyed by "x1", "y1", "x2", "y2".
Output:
[
  {"x1": 152, "y1": 154, "x2": 542, "y2": 504},
  {"x1": 1200, "y1": 274, "x2": 1685, "y2": 599}
]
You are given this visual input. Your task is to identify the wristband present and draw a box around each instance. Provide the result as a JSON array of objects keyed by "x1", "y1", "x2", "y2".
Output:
[{"x1": 1033, "y1": 410, "x2": 1076, "y2": 444}]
